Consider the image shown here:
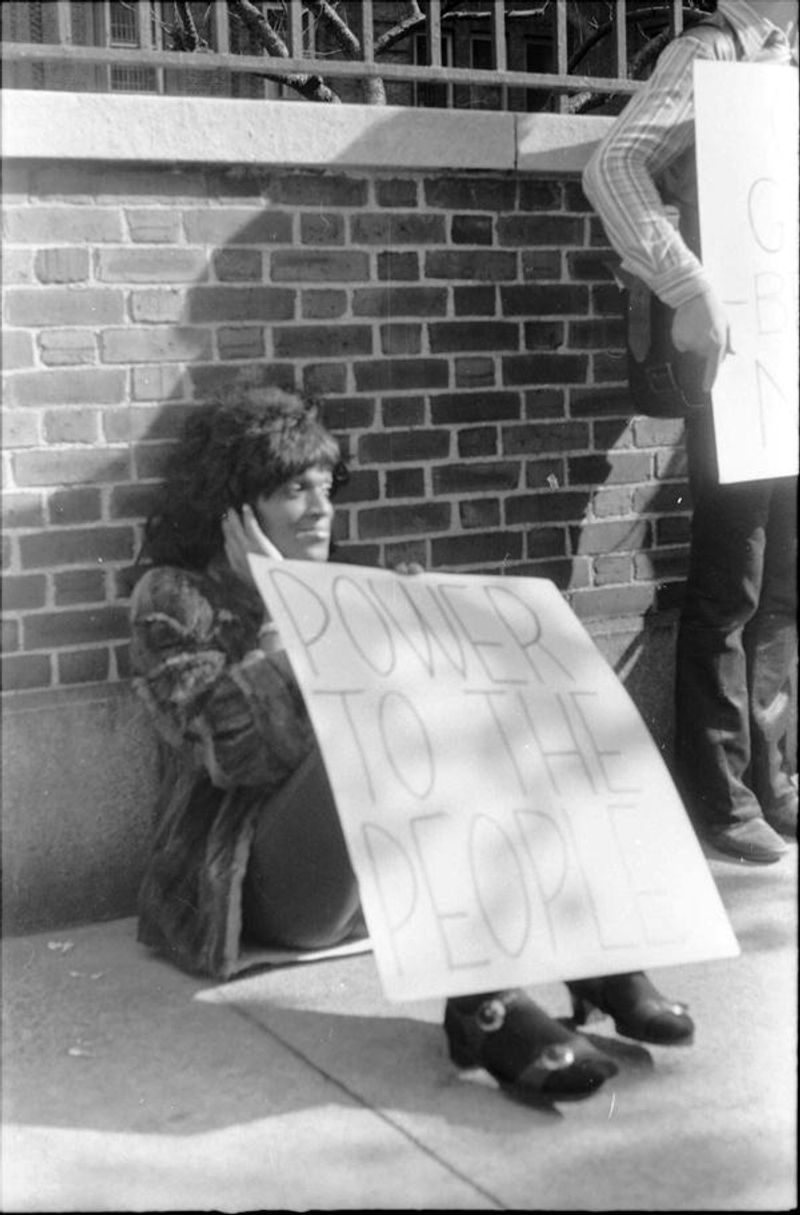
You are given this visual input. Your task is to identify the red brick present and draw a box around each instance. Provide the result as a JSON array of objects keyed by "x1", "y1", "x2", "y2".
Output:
[
  {"x1": 48, "y1": 488, "x2": 102, "y2": 525},
  {"x1": 564, "y1": 183, "x2": 593, "y2": 212},
  {"x1": 633, "y1": 482, "x2": 691, "y2": 514},
  {"x1": 57, "y1": 648, "x2": 111, "y2": 685},
  {"x1": 455, "y1": 358, "x2": 495, "y2": 389},
  {"x1": 592, "y1": 486, "x2": 634, "y2": 517},
  {"x1": 43, "y1": 410, "x2": 99, "y2": 444},
  {"x1": 383, "y1": 540, "x2": 427, "y2": 569},
  {"x1": 523, "y1": 389, "x2": 566, "y2": 418},
  {"x1": 6, "y1": 369, "x2": 125, "y2": 407},
  {"x1": 656, "y1": 516, "x2": 692, "y2": 545},
  {"x1": 593, "y1": 352, "x2": 629, "y2": 382},
  {"x1": 301, "y1": 290, "x2": 347, "y2": 320},
  {"x1": 524, "y1": 457, "x2": 566, "y2": 488},
  {"x1": 502, "y1": 354, "x2": 588, "y2": 385},
  {"x1": 429, "y1": 321, "x2": 518, "y2": 354},
  {"x1": 54, "y1": 568, "x2": 107, "y2": 605},
  {"x1": 14, "y1": 449, "x2": 130, "y2": 488},
  {"x1": 188, "y1": 362, "x2": 295, "y2": 400},
  {"x1": 38, "y1": 330, "x2": 97, "y2": 366},
  {"x1": 568, "y1": 319, "x2": 626, "y2": 348},
  {"x1": 183, "y1": 209, "x2": 292, "y2": 245},
  {"x1": 24, "y1": 606, "x2": 129, "y2": 649},
  {"x1": 213, "y1": 249, "x2": 263, "y2": 282},
  {"x1": 2, "y1": 330, "x2": 34, "y2": 369},
  {"x1": 114, "y1": 643, "x2": 132, "y2": 679},
  {"x1": 20, "y1": 526, "x2": 134, "y2": 569},
  {"x1": 100, "y1": 328, "x2": 212, "y2": 364},
  {"x1": 129, "y1": 290, "x2": 185, "y2": 324},
  {"x1": 570, "y1": 519, "x2": 650, "y2": 555},
  {"x1": 266, "y1": 175, "x2": 367, "y2": 207},
  {"x1": 523, "y1": 321, "x2": 565, "y2": 350},
  {"x1": 189, "y1": 286, "x2": 294, "y2": 323},
  {"x1": 591, "y1": 284, "x2": 625, "y2": 316},
  {"x1": 354, "y1": 359, "x2": 448, "y2": 393},
  {"x1": 2, "y1": 574, "x2": 47, "y2": 611},
  {"x1": 1, "y1": 653, "x2": 52, "y2": 691},
  {"x1": 125, "y1": 209, "x2": 182, "y2": 243},
  {"x1": 506, "y1": 491, "x2": 588, "y2": 525},
  {"x1": 302, "y1": 364, "x2": 348, "y2": 397},
  {"x1": 322, "y1": 397, "x2": 376, "y2": 429},
  {"x1": 634, "y1": 548, "x2": 689, "y2": 581},
  {"x1": 458, "y1": 427, "x2": 497, "y2": 457},
  {"x1": 566, "y1": 251, "x2": 616, "y2": 281},
  {"x1": 352, "y1": 287, "x2": 446, "y2": 318},
  {"x1": 431, "y1": 530, "x2": 522, "y2": 566},
  {"x1": 451, "y1": 215, "x2": 493, "y2": 245},
  {"x1": 359, "y1": 429, "x2": 450, "y2": 464},
  {"x1": 595, "y1": 419, "x2": 634, "y2": 449},
  {"x1": 300, "y1": 213, "x2": 345, "y2": 245},
  {"x1": 434, "y1": 462, "x2": 520, "y2": 494},
  {"x1": 498, "y1": 216, "x2": 583, "y2": 247},
  {"x1": 376, "y1": 179, "x2": 418, "y2": 208},
  {"x1": 217, "y1": 327, "x2": 265, "y2": 360},
  {"x1": 3, "y1": 208, "x2": 123, "y2": 244},
  {"x1": 330, "y1": 470, "x2": 379, "y2": 505},
  {"x1": 359, "y1": 502, "x2": 451, "y2": 539},
  {"x1": 503, "y1": 421, "x2": 589, "y2": 454},
  {"x1": 2, "y1": 492, "x2": 45, "y2": 529},
  {"x1": 273, "y1": 325, "x2": 372, "y2": 358},
  {"x1": 453, "y1": 286, "x2": 496, "y2": 316},
  {"x1": 569, "y1": 584, "x2": 656, "y2": 619},
  {"x1": 525, "y1": 526, "x2": 568, "y2": 559},
  {"x1": 385, "y1": 469, "x2": 425, "y2": 499},
  {"x1": 110, "y1": 483, "x2": 161, "y2": 520},
  {"x1": 502, "y1": 284, "x2": 588, "y2": 315},
  {"x1": 424, "y1": 178, "x2": 516, "y2": 211},
  {"x1": 425, "y1": 250, "x2": 516, "y2": 281},
  {"x1": 568, "y1": 452, "x2": 652, "y2": 485},
  {"x1": 594, "y1": 554, "x2": 634, "y2": 585},
  {"x1": 656, "y1": 448, "x2": 689, "y2": 478},
  {"x1": 34, "y1": 248, "x2": 90, "y2": 283},
  {"x1": 459, "y1": 499, "x2": 501, "y2": 529},
  {"x1": 380, "y1": 397, "x2": 425, "y2": 427},
  {"x1": 432, "y1": 391, "x2": 520, "y2": 425},
  {"x1": 632, "y1": 417, "x2": 686, "y2": 448},
  {"x1": 131, "y1": 365, "x2": 191, "y2": 402},
  {"x1": 380, "y1": 324, "x2": 421, "y2": 356},
  {"x1": 133, "y1": 442, "x2": 180, "y2": 481},
  {"x1": 5, "y1": 287, "x2": 124, "y2": 327},
  {"x1": 95, "y1": 248, "x2": 208, "y2": 283},
  {"x1": 2, "y1": 249, "x2": 35, "y2": 285},
  {"x1": 521, "y1": 250, "x2": 563, "y2": 280},
  {"x1": 31, "y1": 164, "x2": 205, "y2": 201},
  {"x1": 2, "y1": 619, "x2": 20, "y2": 653},
  {"x1": 271, "y1": 250, "x2": 369, "y2": 283},
  {"x1": 377, "y1": 252, "x2": 419, "y2": 282},
  {"x1": 518, "y1": 181, "x2": 563, "y2": 211}
]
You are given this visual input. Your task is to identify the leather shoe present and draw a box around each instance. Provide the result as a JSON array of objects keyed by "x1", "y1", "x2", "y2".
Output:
[
  {"x1": 702, "y1": 817, "x2": 788, "y2": 864},
  {"x1": 761, "y1": 779, "x2": 798, "y2": 840}
]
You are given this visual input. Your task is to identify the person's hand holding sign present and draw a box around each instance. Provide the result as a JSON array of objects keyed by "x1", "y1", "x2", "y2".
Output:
[
  {"x1": 222, "y1": 504, "x2": 284, "y2": 655},
  {"x1": 671, "y1": 286, "x2": 732, "y2": 392}
]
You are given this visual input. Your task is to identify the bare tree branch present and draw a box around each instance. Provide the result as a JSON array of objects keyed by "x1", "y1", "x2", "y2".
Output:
[{"x1": 227, "y1": 0, "x2": 342, "y2": 103}]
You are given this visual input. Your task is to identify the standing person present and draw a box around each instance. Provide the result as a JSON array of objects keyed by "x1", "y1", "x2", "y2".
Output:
[
  {"x1": 582, "y1": 0, "x2": 798, "y2": 863},
  {"x1": 130, "y1": 386, "x2": 694, "y2": 1109}
]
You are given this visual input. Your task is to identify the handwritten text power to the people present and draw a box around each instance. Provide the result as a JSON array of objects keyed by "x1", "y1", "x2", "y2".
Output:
[{"x1": 252, "y1": 559, "x2": 738, "y2": 1001}]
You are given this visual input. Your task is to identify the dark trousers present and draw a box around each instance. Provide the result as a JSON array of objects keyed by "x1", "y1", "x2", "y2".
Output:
[{"x1": 675, "y1": 413, "x2": 797, "y2": 830}]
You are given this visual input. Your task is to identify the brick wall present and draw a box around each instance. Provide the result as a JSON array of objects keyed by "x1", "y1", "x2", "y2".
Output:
[{"x1": 1, "y1": 160, "x2": 691, "y2": 695}]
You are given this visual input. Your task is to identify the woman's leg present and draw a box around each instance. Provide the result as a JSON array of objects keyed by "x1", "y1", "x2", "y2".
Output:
[{"x1": 241, "y1": 747, "x2": 363, "y2": 950}]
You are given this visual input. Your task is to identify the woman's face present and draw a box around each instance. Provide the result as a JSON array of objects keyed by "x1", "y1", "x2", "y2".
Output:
[{"x1": 254, "y1": 465, "x2": 334, "y2": 562}]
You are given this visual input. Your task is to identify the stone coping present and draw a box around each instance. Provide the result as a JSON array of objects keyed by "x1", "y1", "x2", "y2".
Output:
[{"x1": 1, "y1": 89, "x2": 613, "y2": 174}]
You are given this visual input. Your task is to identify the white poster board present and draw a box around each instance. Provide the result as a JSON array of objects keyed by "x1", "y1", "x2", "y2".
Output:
[
  {"x1": 695, "y1": 61, "x2": 799, "y2": 483},
  {"x1": 251, "y1": 558, "x2": 738, "y2": 1002}
]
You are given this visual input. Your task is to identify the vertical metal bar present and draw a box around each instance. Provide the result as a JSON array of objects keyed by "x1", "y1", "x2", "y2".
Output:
[
  {"x1": 615, "y1": 0, "x2": 627, "y2": 79},
  {"x1": 289, "y1": 0, "x2": 304, "y2": 57},
  {"x1": 138, "y1": 0, "x2": 165, "y2": 92},
  {"x1": 671, "y1": 0, "x2": 684, "y2": 37},
  {"x1": 56, "y1": 0, "x2": 72, "y2": 44},
  {"x1": 492, "y1": 0, "x2": 507, "y2": 72},
  {"x1": 556, "y1": 0, "x2": 568, "y2": 113},
  {"x1": 213, "y1": 0, "x2": 230, "y2": 54},
  {"x1": 361, "y1": 0, "x2": 374, "y2": 62},
  {"x1": 429, "y1": 0, "x2": 442, "y2": 67}
]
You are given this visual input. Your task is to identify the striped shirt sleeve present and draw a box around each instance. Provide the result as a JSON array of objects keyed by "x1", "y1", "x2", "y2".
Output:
[{"x1": 582, "y1": 36, "x2": 720, "y2": 308}]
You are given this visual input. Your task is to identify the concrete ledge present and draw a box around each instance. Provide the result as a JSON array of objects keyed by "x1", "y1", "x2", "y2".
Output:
[{"x1": 1, "y1": 89, "x2": 612, "y2": 172}]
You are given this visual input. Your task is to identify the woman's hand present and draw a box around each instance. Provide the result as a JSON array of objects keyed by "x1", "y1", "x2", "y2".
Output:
[
  {"x1": 222, "y1": 504, "x2": 283, "y2": 587},
  {"x1": 393, "y1": 561, "x2": 425, "y2": 576}
]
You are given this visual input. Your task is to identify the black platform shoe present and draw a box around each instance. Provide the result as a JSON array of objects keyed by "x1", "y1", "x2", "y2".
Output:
[
  {"x1": 568, "y1": 971, "x2": 694, "y2": 1046},
  {"x1": 444, "y1": 989, "x2": 618, "y2": 1103}
]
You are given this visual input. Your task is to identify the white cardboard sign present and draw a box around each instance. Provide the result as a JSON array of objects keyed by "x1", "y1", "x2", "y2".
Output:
[
  {"x1": 250, "y1": 557, "x2": 738, "y2": 1001},
  {"x1": 694, "y1": 61, "x2": 799, "y2": 483}
]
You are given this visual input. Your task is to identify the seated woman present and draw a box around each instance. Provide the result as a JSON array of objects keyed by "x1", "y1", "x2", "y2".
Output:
[{"x1": 130, "y1": 386, "x2": 694, "y2": 1106}]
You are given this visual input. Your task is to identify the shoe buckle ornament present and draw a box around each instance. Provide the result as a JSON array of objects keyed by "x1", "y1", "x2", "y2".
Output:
[{"x1": 476, "y1": 997, "x2": 507, "y2": 1032}]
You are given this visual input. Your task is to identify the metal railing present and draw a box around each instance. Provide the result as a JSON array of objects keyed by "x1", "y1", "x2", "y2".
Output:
[{"x1": 2, "y1": 0, "x2": 695, "y2": 110}]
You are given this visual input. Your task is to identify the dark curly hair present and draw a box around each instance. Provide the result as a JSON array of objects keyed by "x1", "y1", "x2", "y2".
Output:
[{"x1": 139, "y1": 386, "x2": 344, "y2": 570}]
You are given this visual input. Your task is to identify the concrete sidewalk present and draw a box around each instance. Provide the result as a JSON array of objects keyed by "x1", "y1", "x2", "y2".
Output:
[{"x1": 2, "y1": 844, "x2": 797, "y2": 1212}]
